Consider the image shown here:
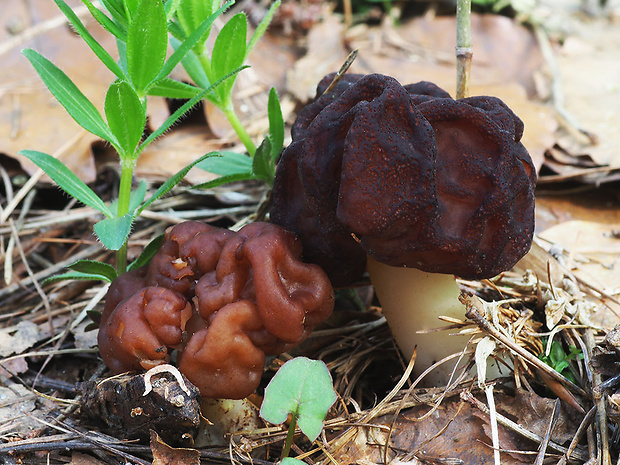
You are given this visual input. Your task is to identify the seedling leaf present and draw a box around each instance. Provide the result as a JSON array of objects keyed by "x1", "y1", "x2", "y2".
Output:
[
  {"x1": 82, "y1": 0, "x2": 127, "y2": 39},
  {"x1": 68, "y1": 260, "x2": 118, "y2": 282},
  {"x1": 22, "y1": 49, "x2": 115, "y2": 143},
  {"x1": 126, "y1": 0, "x2": 167, "y2": 94},
  {"x1": 157, "y1": 1, "x2": 232, "y2": 82},
  {"x1": 43, "y1": 270, "x2": 114, "y2": 285},
  {"x1": 55, "y1": 0, "x2": 125, "y2": 79},
  {"x1": 94, "y1": 213, "x2": 134, "y2": 250},
  {"x1": 260, "y1": 357, "x2": 337, "y2": 442},
  {"x1": 211, "y1": 13, "x2": 247, "y2": 103},
  {"x1": 147, "y1": 78, "x2": 202, "y2": 99},
  {"x1": 246, "y1": 0, "x2": 280, "y2": 57},
  {"x1": 105, "y1": 80, "x2": 146, "y2": 157},
  {"x1": 139, "y1": 66, "x2": 248, "y2": 154},
  {"x1": 267, "y1": 87, "x2": 284, "y2": 157},
  {"x1": 19, "y1": 150, "x2": 113, "y2": 217},
  {"x1": 252, "y1": 137, "x2": 273, "y2": 185},
  {"x1": 198, "y1": 151, "x2": 252, "y2": 176},
  {"x1": 128, "y1": 234, "x2": 164, "y2": 271},
  {"x1": 192, "y1": 172, "x2": 254, "y2": 190}
]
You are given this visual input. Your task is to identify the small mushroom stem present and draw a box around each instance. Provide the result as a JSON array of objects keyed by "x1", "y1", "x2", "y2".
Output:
[{"x1": 367, "y1": 257, "x2": 472, "y2": 386}]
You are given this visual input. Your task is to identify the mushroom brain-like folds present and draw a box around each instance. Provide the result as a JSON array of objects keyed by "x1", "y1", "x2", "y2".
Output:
[
  {"x1": 98, "y1": 222, "x2": 334, "y2": 399},
  {"x1": 270, "y1": 73, "x2": 536, "y2": 285}
]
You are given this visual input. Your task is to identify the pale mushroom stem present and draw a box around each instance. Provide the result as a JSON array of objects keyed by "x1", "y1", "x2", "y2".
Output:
[{"x1": 367, "y1": 256, "x2": 479, "y2": 386}]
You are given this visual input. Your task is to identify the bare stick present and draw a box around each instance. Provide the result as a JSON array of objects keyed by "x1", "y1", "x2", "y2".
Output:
[{"x1": 455, "y1": 0, "x2": 472, "y2": 99}]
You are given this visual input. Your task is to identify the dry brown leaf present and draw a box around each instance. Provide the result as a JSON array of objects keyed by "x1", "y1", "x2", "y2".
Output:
[
  {"x1": 151, "y1": 430, "x2": 200, "y2": 465},
  {"x1": 555, "y1": 20, "x2": 620, "y2": 166},
  {"x1": 0, "y1": 1, "x2": 115, "y2": 183}
]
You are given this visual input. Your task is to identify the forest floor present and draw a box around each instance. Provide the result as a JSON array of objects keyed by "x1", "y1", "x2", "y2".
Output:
[{"x1": 2, "y1": 0, "x2": 620, "y2": 464}]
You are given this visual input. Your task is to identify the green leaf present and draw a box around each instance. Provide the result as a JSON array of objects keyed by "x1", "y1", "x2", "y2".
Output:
[
  {"x1": 267, "y1": 87, "x2": 284, "y2": 157},
  {"x1": 192, "y1": 171, "x2": 254, "y2": 190},
  {"x1": 43, "y1": 271, "x2": 113, "y2": 285},
  {"x1": 198, "y1": 151, "x2": 252, "y2": 175},
  {"x1": 176, "y1": 39, "x2": 211, "y2": 89},
  {"x1": 164, "y1": 0, "x2": 182, "y2": 20},
  {"x1": 105, "y1": 80, "x2": 146, "y2": 156},
  {"x1": 94, "y1": 213, "x2": 134, "y2": 250},
  {"x1": 211, "y1": 13, "x2": 247, "y2": 103},
  {"x1": 19, "y1": 150, "x2": 113, "y2": 217},
  {"x1": 252, "y1": 137, "x2": 273, "y2": 185},
  {"x1": 176, "y1": 0, "x2": 219, "y2": 38},
  {"x1": 147, "y1": 78, "x2": 202, "y2": 99},
  {"x1": 123, "y1": 0, "x2": 140, "y2": 19},
  {"x1": 128, "y1": 233, "x2": 164, "y2": 271},
  {"x1": 138, "y1": 152, "x2": 221, "y2": 214},
  {"x1": 68, "y1": 259, "x2": 118, "y2": 282},
  {"x1": 246, "y1": 0, "x2": 280, "y2": 57},
  {"x1": 260, "y1": 357, "x2": 337, "y2": 443},
  {"x1": 22, "y1": 49, "x2": 115, "y2": 143},
  {"x1": 157, "y1": 1, "x2": 233, "y2": 82},
  {"x1": 126, "y1": 0, "x2": 167, "y2": 94},
  {"x1": 82, "y1": 0, "x2": 127, "y2": 40},
  {"x1": 281, "y1": 459, "x2": 306, "y2": 465},
  {"x1": 55, "y1": 0, "x2": 125, "y2": 79},
  {"x1": 139, "y1": 65, "x2": 248, "y2": 154}
]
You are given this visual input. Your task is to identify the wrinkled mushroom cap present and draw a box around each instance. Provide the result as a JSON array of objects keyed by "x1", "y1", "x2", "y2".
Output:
[
  {"x1": 99, "y1": 222, "x2": 334, "y2": 399},
  {"x1": 271, "y1": 73, "x2": 536, "y2": 285}
]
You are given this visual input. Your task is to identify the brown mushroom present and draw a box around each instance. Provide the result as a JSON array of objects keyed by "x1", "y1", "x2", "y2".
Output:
[
  {"x1": 270, "y1": 73, "x2": 536, "y2": 383},
  {"x1": 99, "y1": 222, "x2": 334, "y2": 399}
]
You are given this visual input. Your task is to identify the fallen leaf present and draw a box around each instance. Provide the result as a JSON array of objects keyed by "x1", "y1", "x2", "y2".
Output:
[
  {"x1": 151, "y1": 430, "x2": 200, "y2": 465},
  {"x1": 0, "y1": 1, "x2": 115, "y2": 183}
]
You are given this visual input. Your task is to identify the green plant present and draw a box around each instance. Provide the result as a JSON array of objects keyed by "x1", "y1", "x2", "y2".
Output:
[
  {"x1": 169, "y1": 0, "x2": 285, "y2": 188},
  {"x1": 539, "y1": 340, "x2": 584, "y2": 384},
  {"x1": 260, "y1": 357, "x2": 337, "y2": 459},
  {"x1": 20, "y1": 0, "x2": 248, "y2": 280}
]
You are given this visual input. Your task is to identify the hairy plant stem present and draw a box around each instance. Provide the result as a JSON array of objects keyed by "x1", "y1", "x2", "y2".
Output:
[
  {"x1": 281, "y1": 414, "x2": 297, "y2": 459},
  {"x1": 115, "y1": 162, "x2": 135, "y2": 275},
  {"x1": 455, "y1": 0, "x2": 472, "y2": 99}
]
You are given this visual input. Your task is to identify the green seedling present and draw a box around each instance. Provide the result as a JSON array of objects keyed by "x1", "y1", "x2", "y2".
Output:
[
  {"x1": 169, "y1": 0, "x2": 285, "y2": 187},
  {"x1": 539, "y1": 340, "x2": 584, "y2": 384},
  {"x1": 260, "y1": 357, "x2": 337, "y2": 459},
  {"x1": 20, "y1": 0, "x2": 247, "y2": 280}
]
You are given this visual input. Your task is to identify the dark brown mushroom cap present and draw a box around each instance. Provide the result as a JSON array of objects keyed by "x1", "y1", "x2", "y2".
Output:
[
  {"x1": 270, "y1": 73, "x2": 536, "y2": 284},
  {"x1": 99, "y1": 221, "x2": 334, "y2": 399}
]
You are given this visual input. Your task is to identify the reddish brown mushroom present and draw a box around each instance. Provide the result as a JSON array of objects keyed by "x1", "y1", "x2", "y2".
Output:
[
  {"x1": 270, "y1": 73, "x2": 536, "y2": 383},
  {"x1": 98, "y1": 222, "x2": 334, "y2": 399}
]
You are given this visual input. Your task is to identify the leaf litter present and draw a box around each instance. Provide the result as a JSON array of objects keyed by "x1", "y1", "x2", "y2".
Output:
[{"x1": 3, "y1": 0, "x2": 620, "y2": 464}]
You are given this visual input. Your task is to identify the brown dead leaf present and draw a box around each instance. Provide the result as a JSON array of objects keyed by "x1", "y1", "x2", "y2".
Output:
[
  {"x1": 0, "y1": 1, "x2": 115, "y2": 183},
  {"x1": 151, "y1": 430, "x2": 200, "y2": 465},
  {"x1": 497, "y1": 388, "x2": 582, "y2": 444},
  {"x1": 333, "y1": 395, "x2": 535, "y2": 465},
  {"x1": 555, "y1": 20, "x2": 620, "y2": 166}
]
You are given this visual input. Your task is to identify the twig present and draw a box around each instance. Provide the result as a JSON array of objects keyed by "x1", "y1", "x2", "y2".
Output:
[
  {"x1": 455, "y1": 0, "x2": 472, "y2": 99},
  {"x1": 587, "y1": 329, "x2": 611, "y2": 465},
  {"x1": 322, "y1": 50, "x2": 359, "y2": 96}
]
